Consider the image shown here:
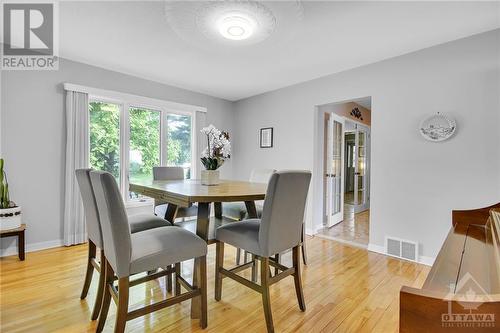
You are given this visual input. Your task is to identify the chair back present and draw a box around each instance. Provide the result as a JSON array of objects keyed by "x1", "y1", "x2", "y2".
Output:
[
  {"x1": 75, "y1": 169, "x2": 103, "y2": 248},
  {"x1": 153, "y1": 166, "x2": 184, "y2": 181},
  {"x1": 249, "y1": 169, "x2": 276, "y2": 184},
  {"x1": 90, "y1": 170, "x2": 131, "y2": 278},
  {"x1": 258, "y1": 171, "x2": 311, "y2": 257}
]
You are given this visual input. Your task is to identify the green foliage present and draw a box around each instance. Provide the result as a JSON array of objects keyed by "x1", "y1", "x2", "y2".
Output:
[
  {"x1": 0, "y1": 158, "x2": 11, "y2": 209},
  {"x1": 89, "y1": 102, "x2": 120, "y2": 180},
  {"x1": 167, "y1": 114, "x2": 191, "y2": 167},
  {"x1": 89, "y1": 103, "x2": 192, "y2": 184},
  {"x1": 129, "y1": 108, "x2": 160, "y2": 176},
  {"x1": 200, "y1": 157, "x2": 224, "y2": 171}
]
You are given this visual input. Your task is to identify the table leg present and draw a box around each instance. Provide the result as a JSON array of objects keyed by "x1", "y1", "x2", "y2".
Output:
[
  {"x1": 244, "y1": 201, "x2": 257, "y2": 219},
  {"x1": 191, "y1": 202, "x2": 210, "y2": 319},
  {"x1": 245, "y1": 201, "x2": 258, "y2": 281},
  {"x1": 214, "y1": 202, "x2": 222, "y2": 219},
  {"x1": 164, "y1": 203, "x2": 178, "y2": 223},
  {"x1": 19, "y1": 230, "x2": 25, "y2": 261}
]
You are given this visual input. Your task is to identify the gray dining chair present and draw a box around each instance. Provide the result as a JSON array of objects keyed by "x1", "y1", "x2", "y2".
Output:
[
  {"x1": 153, "y1": 166, "x2": 198, "y2": 221},
  {"x1": 75, "y1": 169, "x2": 171, "y2": 321},
  {"x1": 90, "y1": 170, "x2": 208, "y2": 333},
  {"x1": 222, "y1": 169, "x2": 276, "y2": 264},
  {"x1": 214, "y1": 171, "x2": 311, "y2": 333}
]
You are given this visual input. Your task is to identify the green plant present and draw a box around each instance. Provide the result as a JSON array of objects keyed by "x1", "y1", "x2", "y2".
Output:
[{"x1": 0, "y1": 158, "x2": 11, "y2": 209}]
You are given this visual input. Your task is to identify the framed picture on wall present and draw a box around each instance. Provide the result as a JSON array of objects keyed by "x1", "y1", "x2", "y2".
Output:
[{"x1": 260, "y1": 127, "x2": 273, "y2": 148}]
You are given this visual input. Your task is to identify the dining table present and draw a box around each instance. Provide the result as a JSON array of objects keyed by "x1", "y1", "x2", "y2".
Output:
[{"x1": 129, "y1": 178, "x2": 267, "y2": 319}]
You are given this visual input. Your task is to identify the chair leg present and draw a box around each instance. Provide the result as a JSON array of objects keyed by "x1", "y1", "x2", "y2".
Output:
[
  {"x1": 96, "y1": 259, "x2": 114, "y2": 333},
  {"x1": 81, "y1": 240, "x2": 96, "y2": 299},
  {"x1": 251, "y1": 254, "x2": 258, "y2": 282},
  {"x1": 273, "y1": 253, "x2": 280, "y2": 276},
  {"x1": 243, "y1": 250, "x2": 248, "y2": 263},
  {"x1": 260, "y1": 257, "x2": 274, "y2": 333},
  {"x1": 175, "y1": 262, "x2": 181, "y2": 296},
  {"x1": 114, "y1": 277, "x2": 129, "y2": 333},
  {"x1": 91, "y1": 249, "x2": 106, "y2": 320},
  {"x1": 301, "y1": 226, "x2": 308, "y2": 266},
  {"x1": 215, "y1": 241, "x2": 224, "y2": 301},
  {"x1": 166, "y1": 265, "x2": 173, "y2": 293},
  {"x1": 199, "y1": 256, "x2": 208, "y2": 329},
  {"x1": 236, "y1": 248, "x2": 241, "y2": 265},
  {"x1": 292, "y1": 246, "x2": 306, "y2": 311}
]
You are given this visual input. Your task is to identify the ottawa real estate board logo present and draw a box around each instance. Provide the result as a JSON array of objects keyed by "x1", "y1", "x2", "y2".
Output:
[
  {"x1": 2, "y1": 1, "x2": 58, "y2": 70},
  {"x1": 441, "y1": 272, "x2": 495, "y2": 329}
]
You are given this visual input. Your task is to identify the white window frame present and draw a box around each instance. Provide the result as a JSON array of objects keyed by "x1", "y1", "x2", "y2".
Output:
[{"x1": 68, "y1": 83, "x2": 206, "y2": 207}]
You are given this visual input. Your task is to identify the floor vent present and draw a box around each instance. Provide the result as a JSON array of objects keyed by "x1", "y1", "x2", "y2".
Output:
[{"x1": 385, "y1": 236, "x2": 418, "y2": 262}]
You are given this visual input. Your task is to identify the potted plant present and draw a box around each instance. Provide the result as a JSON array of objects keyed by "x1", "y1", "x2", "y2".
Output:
[
  {"x1": 0, "y1": 158, "x2": 21, "y2": 231},
  {"x1": 200, "y1": 125, "x2": 231, "y2": 185}
]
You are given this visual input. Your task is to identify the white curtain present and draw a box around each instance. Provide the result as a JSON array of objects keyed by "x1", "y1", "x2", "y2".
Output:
[
  {"x1": 195, "y1": 110, "x2": 206, "y2": 179},
  {"x1": 63, "y1": 90, "x2": 89, "y2": 246}
]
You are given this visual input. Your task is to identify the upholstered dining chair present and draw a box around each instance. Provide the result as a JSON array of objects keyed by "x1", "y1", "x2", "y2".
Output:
[
  {"x1": 215, "y1": 171, "x2": 311, "y2": 333},
  {"x1": 75, "y1": 169, "x2": 171, "y2": 321},
  {"x1": 222, "y1": 169, "x2": 276, "y2": 264},
  {"x1": 153, "y1": 166, "x2": 198, "y2": 221},
  {"x1": 90, "y1": 170, "x2": 208, "y2": 333}
]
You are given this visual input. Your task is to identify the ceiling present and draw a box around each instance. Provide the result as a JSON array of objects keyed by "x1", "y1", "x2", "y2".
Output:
[
  {"x1": 353, "y1": 97, "x2": 371, "y2": 110},
  {"x1": 57, "y1": 1, "x2": 500, "y2": 101}
]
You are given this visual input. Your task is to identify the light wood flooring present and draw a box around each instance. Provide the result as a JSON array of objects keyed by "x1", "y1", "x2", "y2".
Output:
[
  {"x1": 0, "y1": 237, "x2": 429, "y2": 332},
  {"x1": 318, "y1": 207, "x2": 370, "y2": 247}
]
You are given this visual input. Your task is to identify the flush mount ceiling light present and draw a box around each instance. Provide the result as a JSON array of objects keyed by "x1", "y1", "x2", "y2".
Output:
[
  {"x1": 217, "y1": 13, "x2": 256, "y2": 40},
  {"x1": 165, "y1": 1, "x2": 303, "y2": 48},
  {"x1": 199, "y1": 1, "x2": 275, "y2": 44}
]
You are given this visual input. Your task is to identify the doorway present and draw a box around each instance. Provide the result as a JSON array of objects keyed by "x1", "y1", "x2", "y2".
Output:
[{"x1": 317, "y1": 98, "x2": 371, "y2": 248}]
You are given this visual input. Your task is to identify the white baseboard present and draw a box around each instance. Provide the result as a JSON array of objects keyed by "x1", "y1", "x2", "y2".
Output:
[
  {"x1": 305, "y1": 227, "x2": 316, "y2": 236},
  {"x1": 367, "y1": 243, "x2": 385, "y2": 254},
  {"x1": 316, "y1": 234, "x2": 368, "y2": 249},
  {"x1": 367, "y1": 243, "x2": 435, "y2": 266},
  {"x1": 0, "y1": 239, "x2": 63, "y2": 257},
  {"x1": 418, "y1": 255, "x2": 435, "y2": 266}
]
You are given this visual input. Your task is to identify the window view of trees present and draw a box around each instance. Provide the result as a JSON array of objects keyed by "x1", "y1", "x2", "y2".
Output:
[
  {"x1": 167, "y1": 114, "x2": 192, "y2": 178},
  {"x1": 129, "y1": 107, "x2": 160, "y2": 181},
  {"x1": 89, "y1": 101, "x2": 120, "y2": 184},
  {"x1": 89, "y1": 100, "x2": 192, "y2": 201}
]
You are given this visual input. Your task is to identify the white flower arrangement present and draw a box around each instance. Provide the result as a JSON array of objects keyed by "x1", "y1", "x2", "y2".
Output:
[{"x1": 200, "y1": 124, "x2": 231, "y2": 170}]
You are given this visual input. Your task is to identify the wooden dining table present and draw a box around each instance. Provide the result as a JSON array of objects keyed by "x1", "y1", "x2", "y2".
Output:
[{"x1": 129, "y1": 178, "x2": 267, "y2": 319}]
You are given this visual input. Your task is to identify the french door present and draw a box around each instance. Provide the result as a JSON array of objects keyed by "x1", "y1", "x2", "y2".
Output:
[
  {"x1": 325, "y1": 113, "x2": 345, "y2": 227},
  {"x1": 353, "y1": 124, "x2": 370, "y2": 213}
]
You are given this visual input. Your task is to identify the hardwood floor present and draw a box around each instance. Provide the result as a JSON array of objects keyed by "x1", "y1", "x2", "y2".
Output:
[
  {"x1": 0, "y1": 237, "x2": 429, "y2": 332},
  {"x1": 318, "y1": 207, "x2": 370, "y2": 247}
]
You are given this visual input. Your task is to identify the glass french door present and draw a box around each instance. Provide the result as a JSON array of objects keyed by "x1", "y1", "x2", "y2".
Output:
[
  {"x1": 353, "y1": 125, "x2": 370, "y2": 212},
  {"x1": 326, "y1": 113, "x2": 345, "y2": 227}
]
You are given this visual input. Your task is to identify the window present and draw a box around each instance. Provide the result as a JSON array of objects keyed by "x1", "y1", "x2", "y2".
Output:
[
  {"x1": 88, "y1": 97, "x2": 196, "y2": 204},
  {"x1": 166, "y1": 114, "x2": 192, "y2": 179},
  {"x1": 129, "y1": 107, "x2": 161, "y2": 199},
  {"x1": 89, "y1": 101, "x2": 121, "y2": 185}
]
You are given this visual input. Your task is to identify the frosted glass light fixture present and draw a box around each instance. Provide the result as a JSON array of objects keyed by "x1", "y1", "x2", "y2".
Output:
[{"x1": 217, "y1": 14, "x2": 256, "y2": 40}]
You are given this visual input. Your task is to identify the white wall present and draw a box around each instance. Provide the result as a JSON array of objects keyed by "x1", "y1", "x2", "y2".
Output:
[
  {"x1": 0, "y1": 58, "x2": 234, "y2": 254},
  {"x1": 233, "y1": 30, "x2": 500, "y2": 260}
]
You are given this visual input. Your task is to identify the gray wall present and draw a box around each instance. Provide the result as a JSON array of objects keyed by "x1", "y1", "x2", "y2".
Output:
[
  {"x1": 1, "y1": 58, "x2": 234, "y2": 252},
  {"x1": 233, "y1": 30, "x2": 500, "y2": 260}
]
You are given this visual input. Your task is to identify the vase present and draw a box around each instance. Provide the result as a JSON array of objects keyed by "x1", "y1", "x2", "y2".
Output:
[
  {"x1": 201, "y1": 170, "x2": 220, "y2": 186},
  {"x1": 0, "y1": 206, "x2": 22, "y2": 231}
]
